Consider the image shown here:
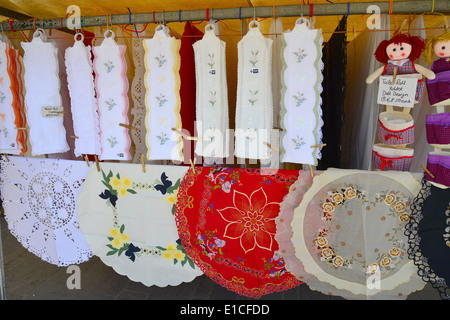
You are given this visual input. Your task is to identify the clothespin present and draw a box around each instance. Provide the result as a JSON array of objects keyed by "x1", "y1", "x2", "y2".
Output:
[
  {"x1": 71, "y1": 135, "x2": 79, "y2": 139},
  {"x1": 190, "y1": 158, "x2": 196, "y2": 171},
  {"x1": 421, "y1": 165, "x2": 435, "y2": 179},
  {"x1": 141, "y1": 154, "x2": 146, "y2": 173},
  {"x1": 2, "y1": 153, "x2": 9, "y2": 162},
  {"x1": 393, "y1": 19, "x2": 408, "y2": 36},
  {"x1": 309, "y1": 164, "x2": 314, "y2": 177},
  {"x1": 56, "y1": 110, "x2": 69, "y2": 114},
  {"x1": 263, "y1": 141, "x2": 281, "y2": 153},
  {"x1": 94, "y1": 154, "x2": 100, "y2": 172},
  {"x1": 171, "y1": 128, "x2": 204, "y2": 141},
  {"x1": 393, "y1": 66, "x2": 398, "y2": 84},
  {"x1": 310, "y1": 143, "x2": 326, "y2": 148},
  {"x1": 84, "y1": 154, "x2": 90, "y2": 167},
  {"x1": 119, "y1": 123, "x2": 138, "y2": 131},
  {"x1": 14, "y1": 127, "x2": 26, "y2": 130}
]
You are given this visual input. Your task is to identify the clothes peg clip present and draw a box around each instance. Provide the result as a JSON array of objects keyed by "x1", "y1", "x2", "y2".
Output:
[
  {"x1": 263, "y1": 142, "x2": 281, "y2": 153},
  {"x1": 141, "y1": 154, "x2": 146, "y2": 173},
  {"x1": 190, "y1": 158, "x2": 196, "y2": 171},
  {"x1": 71, "y1": 135, "x2": 79, "y2": 139},
  {"x1": 84, "y1": 155, "x2": 90, "y2": 167},
  {"x1": 119, "y1": 123, "x2": 138, "y2": 131},
  {"x1": 94, "y1": 155, "x2": 100, "y2": 172},
  {"x1": 309, "y1": 164, "x2": 314, "y2": 177},
  {"x1": 421, "y1": 165, "x2": 435, "y2": 179},
  {"x1": 392, "y1": 66, "x2": 398, "y2": 84},
  {"x1": 2, "y1": 153, "x2": 9, "y2": 162},
  {"x1": 310, "y1": 143, "x2": 327, "y2": 148}
]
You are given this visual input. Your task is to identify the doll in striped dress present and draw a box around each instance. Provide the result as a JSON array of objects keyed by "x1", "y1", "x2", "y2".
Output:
[{"x1": 366, "y1": 33, "x2": 435, "y2": 103}]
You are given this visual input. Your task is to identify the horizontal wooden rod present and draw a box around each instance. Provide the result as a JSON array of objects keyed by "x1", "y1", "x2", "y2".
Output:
[{"x1": 1, "y1": 1, "x2": 449, "y2": 32}]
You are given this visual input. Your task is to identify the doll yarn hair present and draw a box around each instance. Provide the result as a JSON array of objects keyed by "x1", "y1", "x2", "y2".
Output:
[
  {"x1": 423, "y1": 31, "x2": 450, "y2": 65},
  {"x1": 374, "y1": 33, "x2": 426, "y2": 64}
]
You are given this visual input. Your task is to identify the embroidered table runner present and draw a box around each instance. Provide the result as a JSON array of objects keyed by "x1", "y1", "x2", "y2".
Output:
[
  {"x1": 143, "y1": 25, "x2": 183, "y2": 161},
  {"x1": 235, "y1": 21, "x2": 273, "y2": 160},
  {"x1": 175, "y1": 167, "x2": 302, "y2": 298},
  {"x1": 0, "y1": 156, "x2": 92, "y2": 266},
  {"x1": 21, "y1": 29, "x2": 69, "y2": 155},
  {"x1": 92, "y1": 30, "x2": 131, "y2": 161},
  {"x1": 65, "y1": 33, "x2": 100, "y2": 157},
  {"x1": 0, "y1": 37, "x2": 26, "y2": 155},
  {"x1": 193, "y1": 23, "x2": 229, "y2": 159},
  {"x1": 280, "y1": 18, "x2": 324, "y2": 165},
  {"x1": 405, "y1": 177, "x2": 450, "y2": 300},
  {"x1": 77, "y1": 162, "x2": 202, "y2": 287},
  {"x1": 291, "y1": 168, "x2": 425, "y2": 299}
]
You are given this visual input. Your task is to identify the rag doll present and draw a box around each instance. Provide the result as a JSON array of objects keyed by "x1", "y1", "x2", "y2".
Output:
[
  {"x1": 423, "y1": 31, "x2": 450, "y2": 107},
  {"x1": 366, "y1": 33, "x2": 435, "y2": 103}
]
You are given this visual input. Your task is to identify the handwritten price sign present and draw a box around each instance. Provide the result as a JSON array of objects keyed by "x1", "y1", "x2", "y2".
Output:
[{"x1": 377, "y1": 76, "x2": 418, "y2": 108}]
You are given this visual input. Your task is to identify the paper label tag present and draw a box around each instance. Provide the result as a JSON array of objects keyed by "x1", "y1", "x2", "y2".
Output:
[
  {"x1": 42, "y1": 106, "x2": 64, "y2": 118},
  {"x1": 377, "y1": 76, "x2": 418, "y2": 108}
]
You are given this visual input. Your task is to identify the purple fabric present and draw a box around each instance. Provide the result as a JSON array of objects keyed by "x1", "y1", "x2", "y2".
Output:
[
  {"x1": 426, "y1": 112, "x2": 450, "y2": 145},
  {"x1": 377, "y1": 119, "x2": 414, "y2": 145},
  {"x1": 426, "y1": 70, "x2": 450, "y2": 84},
  {"x1": 427, "y1": 58, "x2": 450, "y2": 105},
  {"x1": 426, "y1": 153, "x2": 450, "y2": 187}
]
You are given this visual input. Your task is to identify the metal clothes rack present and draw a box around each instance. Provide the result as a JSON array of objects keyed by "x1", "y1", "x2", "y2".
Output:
[{"x1": 0, "y1": 0, "x2": 449, "y2": 32}]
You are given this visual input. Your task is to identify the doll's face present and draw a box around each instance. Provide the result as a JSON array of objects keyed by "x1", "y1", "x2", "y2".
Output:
[
  {"x1": 386, "y1": 42, "x2": 412, "y2": 60},
  {"x1": 434, "y1": 40, "x2": 450, "y2": 58}
]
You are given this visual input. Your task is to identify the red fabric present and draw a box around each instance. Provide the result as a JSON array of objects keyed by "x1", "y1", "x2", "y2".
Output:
[
  {"x1": 179, "y1": 22, "x2": 203, "y2": 164},
  {"x1": 175, "y1": 167, "x2": 302, "y2": 298}
]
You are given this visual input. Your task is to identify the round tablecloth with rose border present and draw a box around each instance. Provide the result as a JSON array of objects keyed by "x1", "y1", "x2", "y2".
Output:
[{"x1": 291, "y1": 168, "x2": 426, "y2": 299}]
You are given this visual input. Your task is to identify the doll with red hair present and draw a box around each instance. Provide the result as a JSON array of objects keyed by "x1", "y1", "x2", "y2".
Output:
[{"x1": 366, "y1": 33, "x2": 435, "y2": 102}]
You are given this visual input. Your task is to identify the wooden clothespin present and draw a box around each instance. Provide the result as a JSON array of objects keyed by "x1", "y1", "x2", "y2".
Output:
[
  {"x1": 190, "y1": 158, "x2": 196, "y2": 171},
  {"x1": 14, "y1": 127, "x2": 26, "y2": 130},
  {"x1": 84, "y1": 155, "x2": 90, "y2": 167},
  {"x1": 141, "y1": 154, "x2": 146, "y2": 173},
  {"x1": 171, "y1": 128, "x2": 204, "y2": 141},
  {"x1": 393, "y1": 66, "x2": 398, "y2": 84},
  {"x1": 394, "y1": 19, "x2": 408, "y2": 36},
  {"x1": 71, "y1": 135, "x2": 79, "y2": 139},
  {"x1": 421, "y1": 165, "x2": 435, "y2": 179},
  {"x1": 55, "y1": 110, "x2": 69, "y2": 114},
  {"x1": 263, "y1": 142, "x2": 281, "y2": 153},
  {"x1": 310, "y1": 143, "x2": 326, "y2": 149},
  {"x1": 94, "y1": 155, "x2": 100, "y2": 172},
  {"x1": 2, "y1": 153, "x2": 9, "y2": 162},
  {"x1": 309, "y1": 164, "x2": 314, "y2": 177},
  {"x1": 119, "y1": 123, "x2": 138, "y2": 131}
]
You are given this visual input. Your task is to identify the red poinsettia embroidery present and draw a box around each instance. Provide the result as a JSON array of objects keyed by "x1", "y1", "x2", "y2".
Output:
[{"x1": 217, "y1": 187, "x2": 280, "y2": 253}]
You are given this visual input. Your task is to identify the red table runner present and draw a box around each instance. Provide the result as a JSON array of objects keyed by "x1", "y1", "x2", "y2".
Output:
[{"x1": 175, "y1": 167, "x2": 302, "y2": 298}]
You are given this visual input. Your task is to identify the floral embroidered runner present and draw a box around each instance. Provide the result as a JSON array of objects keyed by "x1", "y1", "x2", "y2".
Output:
[
  {"x1": 92, "y1": 30, "x2": 131, "y2": 161},
  {"x1": 77, "y1": 162, "x2": 202, "y2": 287},
  {"x1": 0, "y1": 156, "x2": 92, "y2": 266},
  {"x1": 143, "y1": 25, "x2": 183, "y2": 161},
  {"x1": 175, "y1": 167, "x2": 302, "y2": 298},
  {"x1": 280, "y1": 18, "x2": 324, "y2": 165},
  {"x1": 291, "y1": 168, "x2": 425, "y2": 299}
]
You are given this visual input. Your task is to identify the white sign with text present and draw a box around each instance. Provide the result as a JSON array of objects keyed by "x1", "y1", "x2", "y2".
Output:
[{"x1": 377, "y1": 75, "x2": 418, "y2": 108}]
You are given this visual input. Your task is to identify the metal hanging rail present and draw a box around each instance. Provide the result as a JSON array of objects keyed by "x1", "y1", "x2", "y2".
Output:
[{"x1": 0, "y1": 0, "x2": 449, "y2": 32}]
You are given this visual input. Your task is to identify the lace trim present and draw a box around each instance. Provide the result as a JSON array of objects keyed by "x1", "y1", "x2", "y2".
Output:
[{"x1": 404, "y1": 177, "x2": 450, "y2": 300}]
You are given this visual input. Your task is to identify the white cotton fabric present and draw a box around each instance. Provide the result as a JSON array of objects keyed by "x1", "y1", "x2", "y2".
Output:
[
  {"x1": 0, "y1": 38, "x2": 20, "y2": 154},
  {"x1": 65, "y1": 35, "x2": 100, "y2": 157},
  {"x1": 0, "y1": 156, "x2": 92, "y2": 266},
  {"x1": 280, "y1": 18, "x2": 324, "y2": 166},
  {"x1": 77, "y1": 162, "x2": 203, "y2": 287},
  {"x1": 193, "y1": 23, "x2": 229, "y2": 159},
  {"x1": 143, "y1": 25, "x2": 183, "y2": 161},
  {"x1": 92, "y1": 31, "x2": 131, "y2": 161},
  {"x1": 21, "y1": 30, "x2": 70, "y2": 155},
  {"x1": 235, "y1": 21, "x2": 273, "y2": 160}
]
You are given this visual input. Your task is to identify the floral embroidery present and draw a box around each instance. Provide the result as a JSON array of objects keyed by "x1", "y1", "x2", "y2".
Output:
[
  {"x1": 0, "y1": 113, "x2": 5, "y2": 122},
  {"x1": 156, "y1": 132, "x2": 168, "y2": 145},
  {"x1": 155, "y1": 53, "x2": 167, "y2": 67},
  {"x1": 1, "y1": 127, "x2": 8, "y2": 138},
  {"x1": 206, "y1": 167, "x2": 241, "y2": 195},
  {"x1": 217, "y1": 187, "x2": 280, "y2": 253},
  {"x1": 107, "y1": 136, "x2": 118, "y2": 148},
  {"x1": 104, "y1": 60, "x2": 115, "y2": 73},
  {"x1": 292, "y1": 91, "x2": 307, "y2": 107},
  {"x1": 0, "y1": 92, "x2": 5, "y2": 103},
  {"x1": 196, "y1": 230, "x2": 226, "y2": 260},
  {"x1": 263, "y1": 251, "x2": 289, "y2": 279},
  {"x1": 105, "y1": 98, "x2": 116, "y2": 111},
  {"x1": 99, "y1": 170, "x2": 136, "y2": 207},
  {"x1": 245, "y1": 128, "x2": 257, "y2": 142},
  {"x1": 207, "y1": 53, "x2": 215, "y2": 70},
  {"x1": 157, "y1": 239, "x2": 196, "y2": 268},
  {"x1": 248, "y1": 90, "x2": 259, "y2": 106},
  {"x1": 209, "y1": 91, "x2": 217, "y2": 107},
  {"x1": 292, "y1": 135, "x2": 305, "y2": 150},
  {"x1": 156, "y1": 93, "x2": 168, "y2": 107},
  {"x1": 293, "y1": 48, "x2": 307, "y2": 63},
  {"x1": 250, "y1": 50, "x2": 259, "y2": 67}
]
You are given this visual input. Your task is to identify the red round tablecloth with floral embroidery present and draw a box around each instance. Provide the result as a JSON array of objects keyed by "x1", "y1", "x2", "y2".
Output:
[{"x1": 175, "y1": 167, "x2": 302, "y2": 298}]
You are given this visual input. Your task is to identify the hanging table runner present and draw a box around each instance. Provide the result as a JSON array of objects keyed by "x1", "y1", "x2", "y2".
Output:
[
  {"x1": 21, "y1": 29, "x2": 69, "y2": 156},
  {"x1": 65, "y1": 32, "x2": 100, "y2": 157},
  {"x1": 175, "y1": 167, "x2": 302, "y2": 298},
  {"x1": 92, "y1": 29, "x2": 131, "y2": 161},
  {"x1": 405, "y1": 177, "x2": 450, "y2": 300},
  {"x1": 193, "y1": 23, "x2": 229, "y2": 159},
  {"x1": 143, "y1": 25, "x2": 183, "y2": 161},
  {"x1": 280, "y1": 18, "x2": 324, "y2": 166},
  {"x1": 291, "y1": 168, "x2": 425, "y2": 299},
  {"x1": 0, "y1": 156, "x2": 92, "y2": 266},
  {"x1": 0, "y1": 37, "x2": 27, "y2": 155},
  {"x1": 77, "y1": 162, "x2": 202, "y2": 287},
  {"x1": 235, "y1": 21, "x2": 273, "y2": 160}
]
